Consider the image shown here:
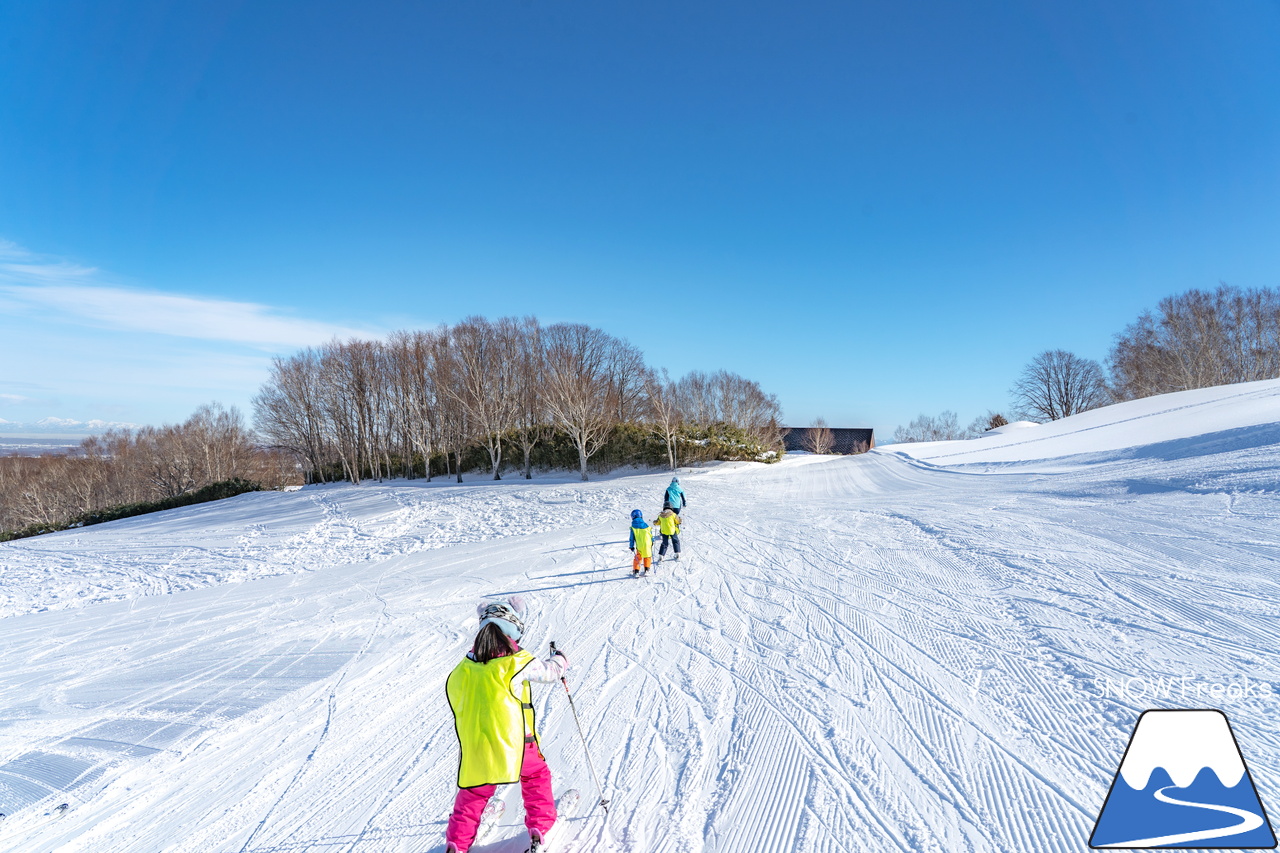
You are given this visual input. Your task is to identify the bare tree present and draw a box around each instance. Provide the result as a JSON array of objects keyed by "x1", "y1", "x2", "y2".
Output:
[
  {"x1": 1010, "y1": 350, "x2": 1110, "y2": 422},
  {"x1": 511, "y1": 317, "x2": 549, "y2": 480},
  {"x1": 429, "y1": 330, "x2": 472, "y2": 483},
  {"x1": 670, "y1": 369, "x2": 783, "y2": 461},
  {"x1": 444, "y1": 317, "x2": 523, "y2": 480},
  {"x1": 186, "y1": 403, "x2": 253, "y2": 484},
  {"x1": 802, "y1": 417, "x2": 835, "y2": 454},
  {"x1": 645, "y1": 368, "x2": 683, "y2": 471},
  {"x1": 254, "y1": 348, "x2": 331, "y2": 483},
  {"x1": 964, "y1": 410, "x2": 1009, "y2": 438},
  {"x1": 713, "y1": 371, "x2": 784, "y2": 452},
  {"x1": 541, "y1": 323, "x2": 626, "y2": 480},
  {"x1": 387, "y1": 329, "x2": 441, "y2": 480},
  {"x1": 605, "y1": 337, "x2": 648, "y2": 423},
  {"x1": 893, "y1": 411, "x2": 962, "y2": 443}
]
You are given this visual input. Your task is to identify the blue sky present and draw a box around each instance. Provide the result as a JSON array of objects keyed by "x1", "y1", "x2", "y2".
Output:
[{"x1": 2, "y1": 1, "x2": 1278, "y2": 436}]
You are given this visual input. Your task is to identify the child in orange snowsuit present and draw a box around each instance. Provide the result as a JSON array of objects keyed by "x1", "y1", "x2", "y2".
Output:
[{"x1": 628, "y1": 509, "x2": 654, "y2": 575}]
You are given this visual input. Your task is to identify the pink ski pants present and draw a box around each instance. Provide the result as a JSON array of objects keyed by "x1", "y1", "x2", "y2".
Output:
[{"x1": 446, "y1": 741, "x2": 556, "y2": 852}]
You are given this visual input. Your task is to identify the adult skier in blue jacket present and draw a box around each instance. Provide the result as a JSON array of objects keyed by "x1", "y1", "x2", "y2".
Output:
[{"x1": 663, "y1": 477, "x2": 686, "y2": 515}]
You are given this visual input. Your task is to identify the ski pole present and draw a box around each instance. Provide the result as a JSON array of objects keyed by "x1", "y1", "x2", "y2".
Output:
[{"x1": 549, "y1": 641, "x2": 609, "y2": 815}]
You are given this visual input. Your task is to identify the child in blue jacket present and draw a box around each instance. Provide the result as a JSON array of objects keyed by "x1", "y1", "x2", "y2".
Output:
[{"x1": 663, "y1": 477, "x2": 686, "y2": 515}]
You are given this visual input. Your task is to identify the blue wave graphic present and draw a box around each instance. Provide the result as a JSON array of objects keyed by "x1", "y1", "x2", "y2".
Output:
[{"x1": 1092, "y1": 766, "x2": 1276, "y2": 848}]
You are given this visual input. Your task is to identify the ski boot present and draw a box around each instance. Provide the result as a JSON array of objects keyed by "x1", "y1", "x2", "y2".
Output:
[{"x1": 527, "y1": 829, "x2": 545, "y2": 853}]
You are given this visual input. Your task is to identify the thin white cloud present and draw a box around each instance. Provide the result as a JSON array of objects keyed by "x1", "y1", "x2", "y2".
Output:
[
  {"x1": 0, "y1": 417, "x2": 140, "y2": 434},
  {"x1": 0, "y1": 241, "x2": 373, "y2": 348},
  {"x1": 0, "y1": 394, "x2": 33, "y2": 404}
]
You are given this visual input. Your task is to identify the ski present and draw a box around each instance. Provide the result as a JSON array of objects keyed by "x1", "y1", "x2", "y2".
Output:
[
  {"x1": 524, "y1": 789, "x2": 581, "y2": 853},
  {"x1": 477, "y1": 797, "x2": 505, "y2": 839}
]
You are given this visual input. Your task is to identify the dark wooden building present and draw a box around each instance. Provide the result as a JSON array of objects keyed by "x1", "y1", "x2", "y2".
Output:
[{"x1": 782, "y1": 427, "x2": 875, "y2": 455}]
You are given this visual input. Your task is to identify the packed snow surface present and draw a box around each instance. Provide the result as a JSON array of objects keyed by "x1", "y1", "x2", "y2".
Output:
[{"x1": 1, "y1": 381, "x2": 1279, "y2": 852}]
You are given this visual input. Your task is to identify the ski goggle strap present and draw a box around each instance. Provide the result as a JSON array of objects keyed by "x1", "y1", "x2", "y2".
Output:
[
  {"x1": 479, "y1": 603, "x2": 525, "y2": 641},
  {"x1": 480, "y1": 617, "x2": 523, "y2": 641}
]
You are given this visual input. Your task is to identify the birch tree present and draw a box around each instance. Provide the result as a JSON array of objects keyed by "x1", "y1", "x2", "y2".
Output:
[
  {"x1": 254, "y1": 348, "x2": 331, "y2": 482},
  {"x1": 541, "y1": 323, "x2": 625, "y2": 481},
  {"x1": 445, "y1": 317, "x2": 523, "y2": 480},
  {"x1": 511, "y1": 317, "x2": 549, "y2": 479},
  {"x1": 802, "y1": 417, "x2": 835, "y2": 454},
  {"x1": 645, "y1": 368, "x2": 683, "y2": 471}
]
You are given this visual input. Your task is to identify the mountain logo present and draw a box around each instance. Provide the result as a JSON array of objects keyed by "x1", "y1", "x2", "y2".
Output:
[{"x1": 1091, "y1": 709, "x2": 1276, "y2": 849}]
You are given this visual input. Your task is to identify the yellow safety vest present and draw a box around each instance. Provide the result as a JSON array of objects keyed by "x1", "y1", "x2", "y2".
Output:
[
  {"x1": 446, "y1": 650, "x2": 539, "y2": 788},
  {"x1": 654, "y1": 512, "x2": 681, "y2": 535},
  {"x1": 631, "y1": 522, "x2": 654, "y2": 558}
]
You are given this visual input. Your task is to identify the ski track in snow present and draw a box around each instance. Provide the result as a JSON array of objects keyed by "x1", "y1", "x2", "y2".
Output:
[{"x1": 1, "y1": 418, "x2": 1279, "y2": 851}]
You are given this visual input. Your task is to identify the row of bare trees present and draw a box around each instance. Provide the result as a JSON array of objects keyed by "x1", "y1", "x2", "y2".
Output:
[
  {"x1": 254, "y1": 317, "x2": 784, "y2": 483},
  {"x1": 897, "y1": 284, "x2": 1280, "y2": 441},
  {"x1": 1006, "y1": 284, "x2": 1280, "y2": 424},
  {"x1": 0, "y1": 405, "x2": 295, "y2": 534},
  {"x1": 1109, "y1": 284, "x2": 1280, "y2": 400},
  {"x1": 892, "y1": 410, "x2": 1010, "y2": 443}
]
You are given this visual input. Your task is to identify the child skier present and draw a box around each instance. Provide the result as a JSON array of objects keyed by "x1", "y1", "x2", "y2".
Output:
[
  {"x1": 662, "y1": 477, "x2": 686, "y2": 516},
  {"x1": 652, "y1": 507, "x2": 681, "y2": 562},
  {"x1": 628, "y1": 509, "x2": 654, "y2": 575},
  {"x1": 445, "y1": 599, "x2": 569, "y2": 853}
]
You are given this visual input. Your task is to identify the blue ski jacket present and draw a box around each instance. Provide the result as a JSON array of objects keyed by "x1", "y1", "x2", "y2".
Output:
[{"x1": 664, "y1": 481, "x2": 686, "y2": 510}]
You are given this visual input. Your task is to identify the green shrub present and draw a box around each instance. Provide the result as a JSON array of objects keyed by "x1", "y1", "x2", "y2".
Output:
[{"x1": 296, "y1": 420, "x2": 785, "y2": 484}]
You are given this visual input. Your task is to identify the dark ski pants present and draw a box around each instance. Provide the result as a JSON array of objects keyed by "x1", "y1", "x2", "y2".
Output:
[{"x1": 658, "y1": 533, "x2": 681, "y2": 556}]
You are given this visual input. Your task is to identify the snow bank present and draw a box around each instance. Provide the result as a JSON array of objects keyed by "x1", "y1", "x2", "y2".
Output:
[{"x1": 880, "y1": 378, "x2": 1280, "y2": 467}]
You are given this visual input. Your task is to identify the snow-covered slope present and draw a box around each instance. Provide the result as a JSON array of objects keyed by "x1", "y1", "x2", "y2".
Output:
[
  {"x1": 1, "y1": 382, "x2": 1279, "y2": 852},
  {"x1": 881, "y1": 377, "x2": 1280, "y2": 469}
]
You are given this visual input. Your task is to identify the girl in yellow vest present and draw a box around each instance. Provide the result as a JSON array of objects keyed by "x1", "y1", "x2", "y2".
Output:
[
  {"x1": 652, "y1": 507, "x2": 681, "y2": 561},
  {"x1": 445, "y1": 599, "x2": 568, "y2": 853}
]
